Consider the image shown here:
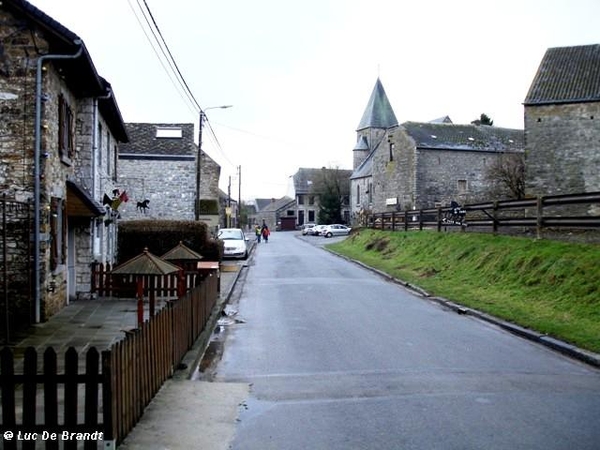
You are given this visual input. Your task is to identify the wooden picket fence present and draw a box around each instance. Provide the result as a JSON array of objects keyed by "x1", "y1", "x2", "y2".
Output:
[
  {"x1": 0, "y1": 272, "x2": 219, "y2": 449},
  {"x1": 91, "y1": 262, "x2": 205, "y2": 299}
]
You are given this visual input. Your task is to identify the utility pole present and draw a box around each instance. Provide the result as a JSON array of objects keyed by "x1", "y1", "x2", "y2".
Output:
[
  {"x1": 195, "y1": 110, "x2": 205, "y2": 220},
  {"x1": 195, "y1": 105, "x2": 232, "y2": 220},
  {"x1": 238, "y1": 165, "x2": 242, "y2": 228},
  {"x1": 227, "y1": 175, "x2": 231, "y2": 228}
]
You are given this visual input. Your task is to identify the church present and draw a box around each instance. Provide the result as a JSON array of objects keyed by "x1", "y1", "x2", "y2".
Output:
[{"x1": 350, "y1": 79, "x2": 524, "y2": 220}]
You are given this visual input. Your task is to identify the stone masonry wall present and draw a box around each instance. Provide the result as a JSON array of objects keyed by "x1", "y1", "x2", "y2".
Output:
[
  {"x1": 415, "y1": 148, "x2": 500, "y2": 208},
  {"x1": 118, "y1": 157, "x2": 197, "y2": 220},
  {"x1": 371, "y1": 126, "x2": 417, "y2": 212},
  {"x1": 525, "y1": 102, "x2": 600, "y2": 196}
]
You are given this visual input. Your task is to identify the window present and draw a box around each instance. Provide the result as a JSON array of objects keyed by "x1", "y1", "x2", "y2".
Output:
[
  {"x1": 113, "y1": 144, "x2": 118, "y2": 181},
  {"x1": 98, "y1": 123, "x2": 103, "y2": 167},
  {"x1": 298, "y1": 196, "x2": 304, "y2": 205},
  {"x1": 308, "y1": 210, "x2": 315, "y2": 222},
  {"x1": 106, "y1": 132, "x2": 111, "y2": 176},
  {"x1": 156, "y1": 127, "x2": 182, "y2": 138},
  {"x1": 356, "y1": 185, "x2": 361, "y2": 205},
  {"x1": 58, "y1": 95, "x2": 74, "y2": 163},
  {"x1": 457, "y1": 179, "x2": 467, "y2": 193},
  {"x1": 389, "y1": 142, "x2": 394, "y2": 162},
  {"x1": 308, "y1": 196, "x2": 315, "y2": 205},
  {"x1": 287, "y1": 210, "x2": 294, "y2": 216},
  {"x1": 50, "y1": 197, "x2": 66, "y2": 271},
  {"x1": 368, "y1": 182, "x2": 373, "y2": 204}
]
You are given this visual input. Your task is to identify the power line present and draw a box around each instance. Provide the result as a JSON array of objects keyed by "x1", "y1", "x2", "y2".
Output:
[
  {"x1": 139, "y1": 0, "x2": 202, "y2": 112},
  {"x1": 127, "y1": 0, "x2": 237, "y2": 169},
  {"x1": 126, "y1": 0, "x2": 197, "y2": 116}
]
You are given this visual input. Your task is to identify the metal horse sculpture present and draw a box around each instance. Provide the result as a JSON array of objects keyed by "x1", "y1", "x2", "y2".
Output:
[{"x1": 136, "y1": 199, "x2": 150, "y2": 213}]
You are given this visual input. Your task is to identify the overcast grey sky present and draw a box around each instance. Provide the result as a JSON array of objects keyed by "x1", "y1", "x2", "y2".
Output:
[{"x1": 30, "y1": 0, "x2": 600, "y2": 200}]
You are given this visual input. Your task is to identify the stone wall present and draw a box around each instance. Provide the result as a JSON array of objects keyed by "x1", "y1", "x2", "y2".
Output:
[
  {"x1": 415, "y1": 148, "x2": 499, "y2": 208},
  {"x1": 118, "y1": 157, "x2": 196, "y2": 220},
  {"x1": 525, "y1": 102, "x2": 600, "y2": 196},
  {"x1": 371, "y1": 126, "x2": 417, "y2": 211},
  {"x1": 368, "y1": 125, "x2": 518, "y2": 212}
]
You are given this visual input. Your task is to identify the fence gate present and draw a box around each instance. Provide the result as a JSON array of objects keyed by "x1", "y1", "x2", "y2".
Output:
[{"x1": 0, "y1": 195, "x2": 33, "y2": 344}]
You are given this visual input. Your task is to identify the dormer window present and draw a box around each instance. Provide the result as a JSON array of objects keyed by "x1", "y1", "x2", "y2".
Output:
[{"x1": 156, "y1": 127, "x2": 182, "y2": 138}]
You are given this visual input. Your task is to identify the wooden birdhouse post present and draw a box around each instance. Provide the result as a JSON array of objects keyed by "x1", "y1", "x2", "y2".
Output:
[{"x1": 111, "y1": 248, "x2": 182, "y2": 327}]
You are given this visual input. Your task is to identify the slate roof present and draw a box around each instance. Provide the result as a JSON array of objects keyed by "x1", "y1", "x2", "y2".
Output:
[
  {"x1": 293, "y1": 168, "x2": 353, "y2": 194},
  {"x1": 403, "y1": 122, "x2": 524, "y2": 152},
  {"x1": 353, "y1": 135, "x2": 370, "y2": 151},
  {"x1": 357, "y1": 78, "x2": 398, "y2": 131},
  {"x1": 258, "y1": 197, "x2": 295, "y2": 213},
  {"x1": 351, "y1": 122, "x2": 524, "y2": 179},
  {"x1": 254, "y1": 198, "x2": 275, "y2": 211},
  {"x1": 524, "y1": 44, "x2": 600, "y2": 105},
  {"x1": 118, "y1": 123, "x2": 196, "y2": 156}
]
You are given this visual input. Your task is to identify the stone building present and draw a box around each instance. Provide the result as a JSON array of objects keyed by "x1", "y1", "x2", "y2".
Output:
[
  {"x1": 117, "y1": 123, "x2": 221, "y2": 226},
  {"x1": 292, "y1": 167, "x2": 352, "y2": 226},
  {"x1": 350, "y1": 79, "x2": 524, "y2": 220},
  {"x1": 248, "y1": 197, "x2": 296, "y2": 231},
  {"x1": 524, "y1": 44, "x2": 600, "y2": 197},
  {"x1": 0, "y1": 0, "x2": 128, "y2": 330}
]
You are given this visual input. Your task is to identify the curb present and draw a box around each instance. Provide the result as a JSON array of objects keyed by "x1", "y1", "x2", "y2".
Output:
[
  {"x1": 178, "y1": 257, "x2": 249, "y2": 380},
  {"x1": 326, "y1": 248, "x2": 600, "y2": 369}
]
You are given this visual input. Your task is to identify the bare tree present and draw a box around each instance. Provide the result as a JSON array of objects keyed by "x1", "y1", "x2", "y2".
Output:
[{"x1": 485, "y1": 153, "x2": 525, "y2": 199}]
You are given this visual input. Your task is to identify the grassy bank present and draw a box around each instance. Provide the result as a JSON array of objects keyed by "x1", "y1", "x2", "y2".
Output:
[{"x1": 327, "y1": 229, "x2": 600, "y2": 353}]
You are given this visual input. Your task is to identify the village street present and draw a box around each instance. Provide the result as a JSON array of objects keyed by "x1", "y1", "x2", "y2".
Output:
[{"x1": 206, "y1": 231, "x2": 600, "y2": 450}]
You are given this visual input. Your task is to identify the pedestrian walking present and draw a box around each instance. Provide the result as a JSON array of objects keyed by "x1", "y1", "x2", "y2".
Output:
[
  {"x1": 261, "y1": 223, "x2": 270, "y2": 243},
  {"x1": 255, "y1": 225, "x2": 261, "y2": 243}
]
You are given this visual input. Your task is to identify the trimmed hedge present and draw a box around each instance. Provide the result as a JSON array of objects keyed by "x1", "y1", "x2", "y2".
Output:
[{"x1": 117, "y1": 220, "x2": 223, "y2": 263}]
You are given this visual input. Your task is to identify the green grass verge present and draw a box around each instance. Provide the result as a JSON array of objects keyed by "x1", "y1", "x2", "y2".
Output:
[{"x1": 327, "y1": 229, "x2": 600, "y2": 353}]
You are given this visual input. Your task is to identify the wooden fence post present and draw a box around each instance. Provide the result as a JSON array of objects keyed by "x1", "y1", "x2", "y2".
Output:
[
  {"x1": 63, "y1": 348, "x2": 78, "y2": 450},
  {"x1": 102, "y1": 349, "x2": 117, "y2": 447},
  {"x1": 43, "y1": 347, "x2": 59, "y2": 450},
  {"x1": 536, "y1": 195, "x2": 543, "y2": 239},
  {"x1": 1, "y1": 347, "x2": 17, "y2": 450},
  {"x1": 493, "y1": 201, "x2": 499, "y2": 234}
]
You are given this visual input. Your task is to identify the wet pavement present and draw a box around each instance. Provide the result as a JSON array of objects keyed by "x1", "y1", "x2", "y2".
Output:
[{"x1": 3, "y1": 249, "x2": 251, "y2": 449}]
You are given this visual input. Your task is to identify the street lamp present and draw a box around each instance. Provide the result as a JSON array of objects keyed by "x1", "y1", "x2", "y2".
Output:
[{"x1": 195, "y1": 105, "x2": 232, "y2": 220}]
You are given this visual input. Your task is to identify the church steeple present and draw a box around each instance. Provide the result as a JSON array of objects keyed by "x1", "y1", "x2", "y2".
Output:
[
  {"x1": 357, "y1": 78, "x2": 398, "y2": 131},
  {"x1": 353, "y1": 78, "x2": 398, "y2": 170}
]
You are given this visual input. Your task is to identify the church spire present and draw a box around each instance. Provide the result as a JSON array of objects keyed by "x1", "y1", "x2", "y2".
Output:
[{"x1": 357, "y1": 78, "x2": 398, "y2": 131}]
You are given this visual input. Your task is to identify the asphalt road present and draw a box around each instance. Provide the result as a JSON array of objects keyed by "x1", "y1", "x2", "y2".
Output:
[{"x1": 210, "y1": 231, "x2": 600, "y2": 450}]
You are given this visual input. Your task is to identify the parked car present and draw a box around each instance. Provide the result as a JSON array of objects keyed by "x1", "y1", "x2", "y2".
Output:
[
  {"x1": 322, "y1": 224, "x2": 352, "y2": 238},
  {"x1": 312, "y1": 224, "x2": 328, "y2": 236},
  {"x1": 218, "y1": 228, "x2": 249, "y2": 259},
  {"x1": 301, "y1": 223, "x2": 317, "y2": 235}
]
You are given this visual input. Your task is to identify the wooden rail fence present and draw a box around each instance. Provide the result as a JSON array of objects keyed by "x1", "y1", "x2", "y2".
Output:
[
  {"x1": 366, "y1": 191, "x2": 600, "y2": 238},
  {"x1": 1, "y1": 272, "x2": 219, "y2": 449}
]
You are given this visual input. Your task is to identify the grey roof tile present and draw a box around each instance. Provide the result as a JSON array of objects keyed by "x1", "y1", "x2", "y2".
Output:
[
  {"x1": 357, "y1": 78, "x2": 398, "y2": 131},
  {"x1": 118, "y1": 123, "x2": 196, "y2": 156},
  {"x1": 525, "y1": 44, "x2": 600, "y2": 105},
  {"x1": 403, "y1": 122, "x2": 524, "y2": 152}
]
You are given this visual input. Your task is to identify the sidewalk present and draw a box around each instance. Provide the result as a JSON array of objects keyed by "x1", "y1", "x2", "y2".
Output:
[
  {"x1": 6, "y1": 256, "x2": 252, "y2": 450},
  {"x1": 117, "y1": 259, "x2": 251, "y2": 450}
]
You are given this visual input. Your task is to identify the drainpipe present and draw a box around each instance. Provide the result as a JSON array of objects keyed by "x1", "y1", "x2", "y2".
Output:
[
  {"x1": 91, "y1": 88, "x2": 112, "y2": 262},
  {"x1": 34, "y1": 41, "x2": 83, "y2": 322}
]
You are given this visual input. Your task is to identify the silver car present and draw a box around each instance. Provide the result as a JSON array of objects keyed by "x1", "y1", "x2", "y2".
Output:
[
  {"x1": 322, "y1": 224, "x2": 351, "y2": 238},
  {"x1": 218, "y1": 228, "x2": 249, "y2": 259}
]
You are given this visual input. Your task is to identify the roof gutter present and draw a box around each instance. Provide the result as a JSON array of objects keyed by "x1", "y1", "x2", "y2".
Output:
[{"x1": 34, "y1": 41, "x2": 83, "y2": 323}]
